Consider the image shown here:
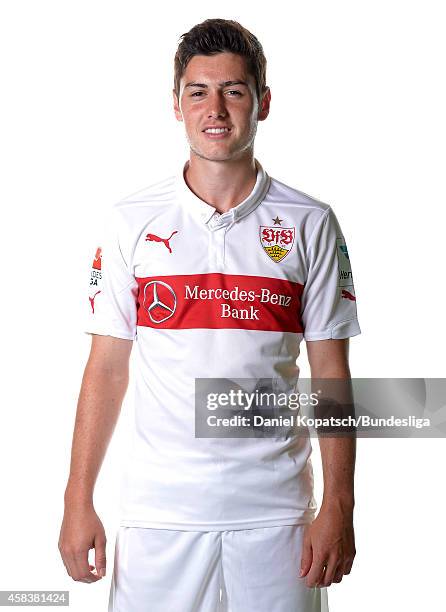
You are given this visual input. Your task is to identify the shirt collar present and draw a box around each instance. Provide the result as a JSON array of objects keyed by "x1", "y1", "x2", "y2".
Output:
[{"x1": 174, "y1": 158, "x2": 271, "y2": 226}]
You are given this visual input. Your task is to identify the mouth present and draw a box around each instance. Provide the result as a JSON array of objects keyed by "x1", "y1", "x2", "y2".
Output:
[
  {"x1": 203, "y1": 127, "x2": 231, "y2": 133},
  {"x1": 202, "y1": 127, "x2": 232, "y2": 139}
]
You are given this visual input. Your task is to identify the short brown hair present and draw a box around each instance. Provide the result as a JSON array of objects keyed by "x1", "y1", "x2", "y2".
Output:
[{"x1": 174, "y1": 19, "x2": 267, "y2": 101}]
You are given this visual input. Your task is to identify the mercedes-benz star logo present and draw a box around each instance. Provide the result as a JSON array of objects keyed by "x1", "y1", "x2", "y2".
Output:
[{"x1": 143, "y1": 280, "x2": 177, "y2": 324}]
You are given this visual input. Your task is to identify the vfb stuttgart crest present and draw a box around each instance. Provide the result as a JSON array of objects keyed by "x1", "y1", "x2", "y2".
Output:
[{"x1": 260, "y1": 225, "x2": 295, "y2": 262}]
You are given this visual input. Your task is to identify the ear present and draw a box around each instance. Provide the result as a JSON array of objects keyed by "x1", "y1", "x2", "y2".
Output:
[
  {"x1": 173, "y1": 89, "x2": 183, "y2": 122},
  {"x1": 258, "y1": 87, "x2": 271, "y2": 121}
]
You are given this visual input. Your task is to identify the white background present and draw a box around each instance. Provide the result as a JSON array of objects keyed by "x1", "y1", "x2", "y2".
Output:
[{"x1": 1, "y1": 0, "x2": 445, "y2": 610}]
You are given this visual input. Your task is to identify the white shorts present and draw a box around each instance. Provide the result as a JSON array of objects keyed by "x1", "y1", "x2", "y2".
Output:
[{"x1": 108, "y1": 525, "x2": 329, "y2": 612}]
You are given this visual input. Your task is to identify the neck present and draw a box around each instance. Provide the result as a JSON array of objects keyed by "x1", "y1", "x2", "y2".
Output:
[{"x1": 184, "y1": 150, "x2": 258, "y2": 214}]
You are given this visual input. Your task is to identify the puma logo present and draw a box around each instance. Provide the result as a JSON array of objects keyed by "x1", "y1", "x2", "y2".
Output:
[
  {"x1": 145, "y1": 231, "x2": 178, "y2": 254},
  {"x1": 341, "y1": 289, "x2": 356, "y2": 301},
  {"x1": 89, "y1": 290, "x2": 101, "y2": 313}
]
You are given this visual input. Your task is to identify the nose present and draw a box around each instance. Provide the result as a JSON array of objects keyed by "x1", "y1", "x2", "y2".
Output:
[{"x1": 207, "y1": 91, "x2": 227, "y2": 119}]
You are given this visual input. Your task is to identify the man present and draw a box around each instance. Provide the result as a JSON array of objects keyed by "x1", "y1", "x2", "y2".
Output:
[{"x1": 59, "y1": 18, "x2": 360, "y2": 612}]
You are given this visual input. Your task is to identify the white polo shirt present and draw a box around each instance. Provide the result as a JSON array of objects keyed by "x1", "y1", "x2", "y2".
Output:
[{"x1": 84, "y1": 159, "x2": 360, "y2": 531}]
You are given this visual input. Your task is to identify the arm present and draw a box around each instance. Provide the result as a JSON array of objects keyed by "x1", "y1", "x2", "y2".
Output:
[
  {"x1": 58, "y1": 334, "x2": 133, "y2": 583},
  {"x1": 299, "y1": 338, "x2": 356, "y2": 588}
]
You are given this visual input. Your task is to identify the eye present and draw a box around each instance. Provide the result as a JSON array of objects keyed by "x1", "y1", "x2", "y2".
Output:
[
  {"x1": 191, "y1": 91, "x2": 205, "y2": 97},
  {"x1": 226, "y1": 90, "x2": 242, "y2": 96}
]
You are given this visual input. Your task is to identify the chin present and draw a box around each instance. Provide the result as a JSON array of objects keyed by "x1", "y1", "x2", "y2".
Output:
[{"x1": 189, "y1": 146, "x2": 237, "y2": 163}]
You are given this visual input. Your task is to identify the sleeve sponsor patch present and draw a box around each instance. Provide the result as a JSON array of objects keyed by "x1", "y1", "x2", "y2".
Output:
[
  {"x1": 336, "y1": 237, "x2": 354, "y2": 288},
  {"x1": 89, "y1": 246, "x2": 102, "y2": 313}
]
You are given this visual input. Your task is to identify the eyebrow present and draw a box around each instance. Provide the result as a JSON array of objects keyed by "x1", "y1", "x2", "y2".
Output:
[{"x1": 184, "y1": 80, "x2": 249, "y2": 89}]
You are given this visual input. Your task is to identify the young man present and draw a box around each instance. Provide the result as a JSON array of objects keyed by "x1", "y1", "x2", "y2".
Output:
[{"x1": 59, "y1": 18, "x2": 360, "y2": 612}]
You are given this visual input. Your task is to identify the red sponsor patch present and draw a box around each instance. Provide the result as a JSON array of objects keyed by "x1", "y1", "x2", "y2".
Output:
[{"x1": 136, "y1": 273, "x2": 304, "y2": 332}]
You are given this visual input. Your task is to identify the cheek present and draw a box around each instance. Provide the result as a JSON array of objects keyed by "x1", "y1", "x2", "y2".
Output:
[
  {"x1": 238, "y1": 99, "x2": 258, "y2": 121},
  {"x1": 238, "y1": 108, "x2": 258, "y2": 133},
  {"x1": 180, "y1": 106, "x2": 202, "y2": 129}
]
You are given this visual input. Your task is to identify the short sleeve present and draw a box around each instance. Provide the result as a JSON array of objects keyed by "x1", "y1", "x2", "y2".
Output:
[
  {"x1": 84, "y1": 206, "x2": 138, "y2": 340},
  {"x1": 300, "y1": 207, "x2": 361, "y2": 341}
]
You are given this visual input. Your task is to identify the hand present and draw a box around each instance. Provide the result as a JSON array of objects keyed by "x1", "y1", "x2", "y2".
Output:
[
  {"x1": 58, "y1": 503, "x2": 107, "y2": 583},
  {"x1": 299, "y1": 500, "x2": 356, "y2": 588}
]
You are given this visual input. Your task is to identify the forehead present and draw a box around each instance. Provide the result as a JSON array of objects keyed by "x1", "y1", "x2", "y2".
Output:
[{"x1": 181, "y1": 52, "x2": 253, "y2": 85}]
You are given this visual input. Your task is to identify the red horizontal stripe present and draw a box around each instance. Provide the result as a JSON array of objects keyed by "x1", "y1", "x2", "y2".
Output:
[{"x1": 136, "y1": 273, "x2": 304, "y2": 332}]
